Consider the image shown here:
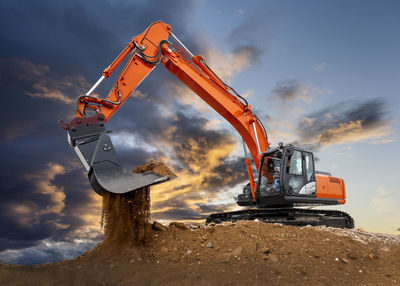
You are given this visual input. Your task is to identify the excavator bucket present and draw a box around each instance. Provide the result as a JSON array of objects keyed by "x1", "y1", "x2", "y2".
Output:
[{"x1": 66, "y1": 118, "x2": 175, "y2": 196}]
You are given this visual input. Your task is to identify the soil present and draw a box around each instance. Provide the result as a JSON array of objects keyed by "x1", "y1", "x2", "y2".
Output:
[
  {"x1": 132, "y1": 160, "x2": 176, "y2": 177},
  {"x1": 0, "y1": 222, "x2": 399, "y2": 286},
  {"x1": 1, "y1": 161, "x2": 399, "y2": 285}
]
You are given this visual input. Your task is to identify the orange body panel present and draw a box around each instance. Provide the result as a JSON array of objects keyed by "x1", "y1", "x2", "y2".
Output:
[{"x1": 315, "y1": 174, "x2": 346, "y2": 204}]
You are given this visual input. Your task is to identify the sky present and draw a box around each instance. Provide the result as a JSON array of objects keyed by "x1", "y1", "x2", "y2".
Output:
[{"x1": 0, "y1": 0, "x2": 399, "y2": 264}]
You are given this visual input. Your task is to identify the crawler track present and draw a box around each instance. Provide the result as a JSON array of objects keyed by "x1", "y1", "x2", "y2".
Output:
[{"x1": 206, "y1": 208, "x2": 355, "y2": 229}]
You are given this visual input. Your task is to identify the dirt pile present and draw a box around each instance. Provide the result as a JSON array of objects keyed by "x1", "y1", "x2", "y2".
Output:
[
  {"x1": 101, "y1": 160, "x2": 175, "y2": 246},
  {"x1": 1, "y1": 221, "x2": 399, "y2": 286}
]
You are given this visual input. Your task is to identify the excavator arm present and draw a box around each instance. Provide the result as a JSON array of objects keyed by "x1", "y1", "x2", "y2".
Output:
[{"x1": 60, "y1": 21, "x2": 269, "y2": 201}]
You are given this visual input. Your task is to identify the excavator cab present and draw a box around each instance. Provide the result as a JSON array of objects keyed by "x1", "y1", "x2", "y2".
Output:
[
  {"x1": 238, "y1": 144, "x2": 344, "y2": 207},
  {"x1": 256, "y1": 145, "x2": 318, "y2": 206}
]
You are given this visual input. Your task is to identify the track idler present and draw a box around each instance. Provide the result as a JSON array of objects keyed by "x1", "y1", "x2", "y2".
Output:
[{"x1": 60, "y1": 114, "x2": 175, "y2": 196}]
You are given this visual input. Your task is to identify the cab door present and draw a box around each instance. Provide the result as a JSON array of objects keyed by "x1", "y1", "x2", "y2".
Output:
[
  {"x1": 301, "y1": 152, "x2": 316, "y2": 195},
  {"x1": 282, "y1": 149, "x2": 316, "y2": 196}
]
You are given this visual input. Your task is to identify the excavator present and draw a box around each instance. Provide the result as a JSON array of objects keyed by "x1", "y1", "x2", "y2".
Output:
[{"x1": 59, "y1": 21, "x2": 354, "y2": 229}]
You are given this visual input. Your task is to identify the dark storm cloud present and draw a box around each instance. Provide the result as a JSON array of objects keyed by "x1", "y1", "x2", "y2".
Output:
[
  {"x1": 272, "y1": 79, "x2": 311, "y2": 103},
  {"x1": 201, "y1": 157, "x2": 247, "y2": 189},
  {"x1": 297, "y1": 98, "x2": 390, "y2": 147},
  {"x1": 0, "y1": 58, "x2": 104, "y2": 253},
  {"x1": 0, "y1": 58, "x2": 86, "y2": 140},
  {"x1": 111, "y1": 143, "x2": 161, "y2": 169},
  {"x1": 150, "y1": 157, "x2": 247, "y2": 222},
  {"x1": 169, "y1": 113, "x2": 234, "y2": 172},
  {"x1": 0, "y1": 162, "x2": 102, "y2": 251},
  {"x1": 0, "y1": 0, "x2": 198, "y2": 76},
  {"x1": 110, "y1": 99, "x2": 239, "y2": 173}
]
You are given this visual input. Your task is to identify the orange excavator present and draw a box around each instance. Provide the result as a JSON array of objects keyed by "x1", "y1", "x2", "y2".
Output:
[{"x1": 59, "y1": 21, "x2": 354, "y2": 228}]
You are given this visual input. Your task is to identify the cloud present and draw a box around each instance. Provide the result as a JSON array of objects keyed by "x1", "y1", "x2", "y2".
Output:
[
  {"x1": 0, "y1": 160, "x2": 103, "y2": 252},
  {"x1": 313, "y1": 62, "x2": 327, "y2": 72},
  {"x1": 23, "y1": 163, "x2": 67, "y2": 215},
  {"x1": 234, "y1": 45, "x2": 263, "y2": 67},
  {"x1": 201, "y1": 43, "x2": 262, "y2": 83},
  {"x1": 370, "y1": 187, "x2": 396, "y2": 214},
  {"x1": 131, "y1": 90, "x2": 148, "y2": 99},
  {"x1": 3, "y1": 163, "x2": 67, "y2": 234},
  {"x1": 165, "y1": 42, "x2": 259, "y2": 115},
  {"x1": 222, "y1": 11, "x2": 270, "y2": 70},
  {"x1": 0, "y1": 58, "x2": 89, "y2": 141},
  {"x1": 369, "y1": 138, "x2": 396, "y2": 145},
  {"x1": 227, "y1": 11, "x2": 271, "y2": 49},
  {"x1": 0, "y1": 238, "x2": 100, "y2": 265},
  {"x1": 142, "y1": 111, "x2": 248, "y2": 217},
  {"x1": 297, "y1": 98, "x2": 391, "y2": 147},
  {"x1": 27, "y1": 86, "x2": 74, "y2": 104},
  {"x1": 0, "y1": 58, "x2": 87, "y2": 104},
  {"x1": 272, "y1": 79, "x2": 315, "y2": 104}
]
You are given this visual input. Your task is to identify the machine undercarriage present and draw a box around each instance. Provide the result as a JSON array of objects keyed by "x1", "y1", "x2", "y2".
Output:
[{"x1": 206, "y1": 208, "x2": 355, "y2": 229}]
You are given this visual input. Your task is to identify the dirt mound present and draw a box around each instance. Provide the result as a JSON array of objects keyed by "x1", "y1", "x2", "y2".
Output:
[
  {"x1": 101, "y1": 160, "x2": 175, "y2": 246},
  {"x1": 1, "y1": 221, "x2": 399, "y2": 286}
]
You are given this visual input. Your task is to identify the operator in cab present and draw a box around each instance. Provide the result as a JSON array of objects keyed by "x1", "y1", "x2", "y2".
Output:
[{"x1": 259, "y1": 157, "x2": 281, "y2": 196}]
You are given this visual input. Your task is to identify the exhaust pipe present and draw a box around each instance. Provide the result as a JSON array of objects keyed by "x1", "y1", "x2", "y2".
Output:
[{"x1": 63, "y1": 114, "x2": 175, "y2": 196}]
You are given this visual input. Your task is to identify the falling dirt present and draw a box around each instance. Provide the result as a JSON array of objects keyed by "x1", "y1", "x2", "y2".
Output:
[
  {"x1": 101, "y1": 189, "x2": 151, "y2": 245},
  {"x1": 101, "y1": 160, "x2": 175, "y2": 246}
]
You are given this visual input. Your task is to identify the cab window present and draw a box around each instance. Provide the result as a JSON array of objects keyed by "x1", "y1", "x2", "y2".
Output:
[
  {"x1": 304, "y1": 152, "x2": 314, "y2": 181},
  {"x1": 288, "y1": 150, "x2": 302, "y2": 175}
]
